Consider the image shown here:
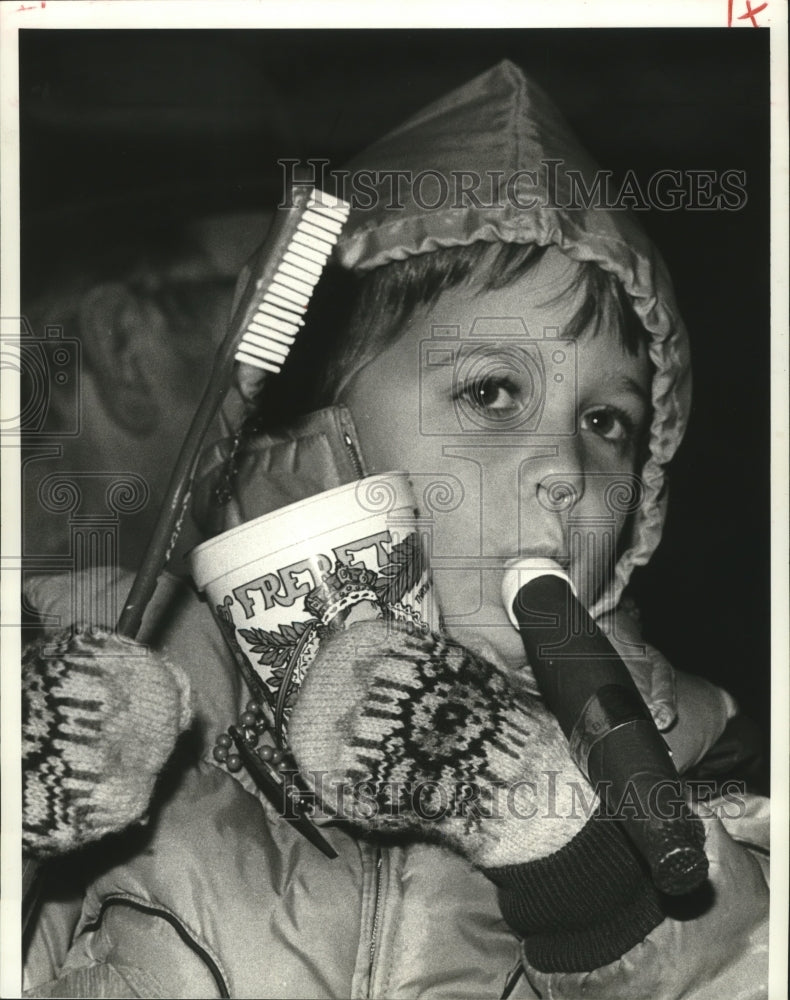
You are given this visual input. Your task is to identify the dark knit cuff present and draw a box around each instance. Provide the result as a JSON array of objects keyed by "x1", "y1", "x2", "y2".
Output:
[{"x1": 484, "y1": 813, "x2": 665, "y2": 974}]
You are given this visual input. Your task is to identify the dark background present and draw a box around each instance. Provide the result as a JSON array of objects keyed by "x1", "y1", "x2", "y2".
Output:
[{"x1": 19, "y1": 29, "x2": 771, "y2": 775}]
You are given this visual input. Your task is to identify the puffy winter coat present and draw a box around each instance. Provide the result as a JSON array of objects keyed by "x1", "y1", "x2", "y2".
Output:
[
  {"x1": 22, "y1": 560, "x2": 768, "y2": 1000},
  {"x1": 23, "y1": 61, "x2": 769, "y2": 998}
]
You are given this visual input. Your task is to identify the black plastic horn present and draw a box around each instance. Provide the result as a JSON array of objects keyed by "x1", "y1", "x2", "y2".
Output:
[{"x1": 502, "y1": 559, "x2": 708, "y2": 896}]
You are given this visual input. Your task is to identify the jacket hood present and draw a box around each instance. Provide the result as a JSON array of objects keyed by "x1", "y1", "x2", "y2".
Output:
[{"x1": 332, "y1": 60, "x2": 692, "y2": 615}]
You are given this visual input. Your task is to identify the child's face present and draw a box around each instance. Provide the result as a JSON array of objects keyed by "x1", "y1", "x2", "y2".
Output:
[{"x1": 339, "y1": 248, "x2": 651, "y2": 669}]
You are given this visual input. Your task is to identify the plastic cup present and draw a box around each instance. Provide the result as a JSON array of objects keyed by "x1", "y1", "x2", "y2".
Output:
[{"x1": 190, "y1": 472, "x2": 438, "y2": 743}]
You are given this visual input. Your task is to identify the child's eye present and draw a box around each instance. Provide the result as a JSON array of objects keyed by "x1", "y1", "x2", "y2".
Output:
[
  {"x1": 581, "y1": 406, "x2": 635, "y2": 443},
  {"x1": 456, "y1": 376, "x2": 521, "y2": 417}
]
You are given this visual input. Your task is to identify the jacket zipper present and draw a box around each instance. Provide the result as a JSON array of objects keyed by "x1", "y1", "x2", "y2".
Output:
[
  {"x1": 367, "y1": 847, "x2": 384, "y2": 992},
  {"x1": 343, "y1": 430, "x2": 365, "y2": 479}
]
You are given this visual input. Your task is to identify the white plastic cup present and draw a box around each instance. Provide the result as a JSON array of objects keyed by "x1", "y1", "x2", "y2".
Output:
[{"x1": 190, "y1": 472, "x2": 439, "y2": 742}]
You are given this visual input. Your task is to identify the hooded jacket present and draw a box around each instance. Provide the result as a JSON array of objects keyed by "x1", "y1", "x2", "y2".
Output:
[
  {"x1": 23, "y1": 62, "x2": 767, "y2": 999},
  {"x1": 330, "y1": 59, "x2": 690, "y2": 619}
]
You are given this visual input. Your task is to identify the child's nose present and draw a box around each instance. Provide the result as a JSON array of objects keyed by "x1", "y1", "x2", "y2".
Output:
[{"x1": 530, "y1": 437, "x2": 586, "y2": 515}]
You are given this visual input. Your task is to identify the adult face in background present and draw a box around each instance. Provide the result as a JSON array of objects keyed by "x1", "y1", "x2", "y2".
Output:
[
  {"x1": 22, "y1": 252, "x2": 236, "y2": 574},
  {"x1": 21, "y1": 211, "x2": 273, "y2": 576}
]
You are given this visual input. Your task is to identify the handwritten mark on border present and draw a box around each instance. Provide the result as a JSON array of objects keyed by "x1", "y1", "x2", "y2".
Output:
[{"x1": 728, "y1": 0, "x2": 768, "y2": 26}]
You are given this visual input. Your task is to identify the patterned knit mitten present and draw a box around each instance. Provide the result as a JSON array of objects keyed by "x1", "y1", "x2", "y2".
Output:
[
  {"x1": 289, "y1": 621, "x2": 670, "y2": 973},
  {"x1": 289, "y1": 620, "x2": 595, "y2": 867},
  {"x1": 23, "y1": 628, "x2": 193, "y2": 857}
]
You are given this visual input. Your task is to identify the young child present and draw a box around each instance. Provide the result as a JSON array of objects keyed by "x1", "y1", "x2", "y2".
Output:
[{"x1": 23, "y1": 61, "x2": 767, "y2": 999}]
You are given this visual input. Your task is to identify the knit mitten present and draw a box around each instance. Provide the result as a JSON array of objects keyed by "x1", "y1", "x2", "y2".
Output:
[
  {"x1": 23, "y1": 628, "x2": 193, "y2": 857},
  {"x1": 289, "y1": 620, "x2": 668, "y2": 973},
  {"x1": 289, "y1": 620, "x2": 594, "y2": 867}
]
